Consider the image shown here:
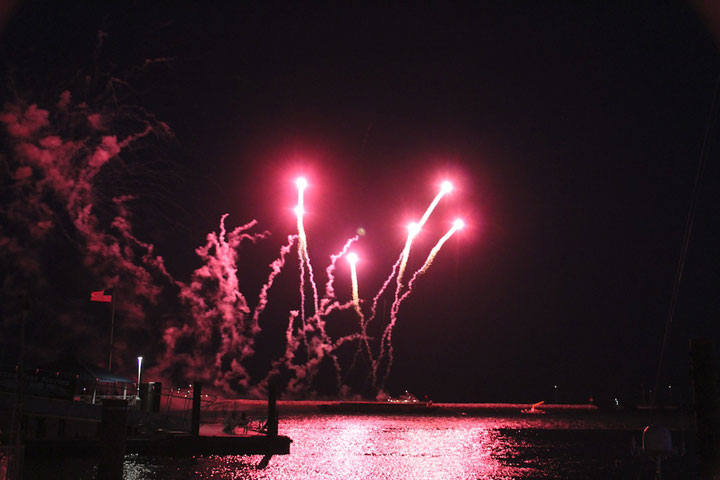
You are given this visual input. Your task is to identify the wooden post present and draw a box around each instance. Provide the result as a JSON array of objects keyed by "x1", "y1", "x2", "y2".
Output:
[
  {"x1": 150, "y1": 382, "x2": 162, "y2": 413},
  {"x1": 97, "y1": 399, "x2": 128, "y2": 480},
  {"x1": 267, "y1": 383, "x2": 278, "y2": 437},
  {"x1": 690, "y1": 339, "x2": 720, "y2": 479},
  {"x1": 258, "y1": 383, "x2": 279, "y2": 469},
  {"x1": 191, "y1": 381, "x2": 201, "y2": 437}
]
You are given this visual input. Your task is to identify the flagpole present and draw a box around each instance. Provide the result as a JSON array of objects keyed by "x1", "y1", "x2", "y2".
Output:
[{"x1": 108, "y1": 289, "x2": 116, "y2": 371}]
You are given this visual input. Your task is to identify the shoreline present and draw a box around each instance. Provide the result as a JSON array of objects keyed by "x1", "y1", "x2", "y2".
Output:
[{"x1": 208, "y1": 399, "x2": 685, "y2": 415}]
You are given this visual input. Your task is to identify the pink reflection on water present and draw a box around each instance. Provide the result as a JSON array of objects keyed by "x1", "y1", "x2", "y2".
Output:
[
  {"x1": 120, "y1": 409, "x2": 690, "y2": 479},
  {"x1": 263, "y1": 415, "x2": 512, "y2": 480}
]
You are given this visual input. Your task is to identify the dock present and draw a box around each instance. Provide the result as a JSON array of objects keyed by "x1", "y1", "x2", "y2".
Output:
[
  {"x1": 24, "y1": 430, "x2": 292, "y2": 457},
  {"x1": 13, "y1": 381, "x2": 291, "y2": 476}
]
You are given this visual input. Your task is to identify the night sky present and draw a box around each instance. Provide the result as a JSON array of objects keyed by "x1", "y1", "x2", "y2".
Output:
[{"x1": 1, "y1": 2, "x2": 719, "y2": 404}]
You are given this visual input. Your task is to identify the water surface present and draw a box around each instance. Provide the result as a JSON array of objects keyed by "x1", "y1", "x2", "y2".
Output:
[{"x1": 27, "y1": 408, "x2": 695, "y2": 479}]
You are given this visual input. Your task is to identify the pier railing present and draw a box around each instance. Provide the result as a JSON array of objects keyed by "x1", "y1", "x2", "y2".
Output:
[{"x1": 71, "y1": 383, "x2": 218, "y2": 413}]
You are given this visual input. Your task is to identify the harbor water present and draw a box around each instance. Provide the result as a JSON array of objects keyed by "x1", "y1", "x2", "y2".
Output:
[{"x1": 24, "y1": 405, "x2": 694, "y2": 479}]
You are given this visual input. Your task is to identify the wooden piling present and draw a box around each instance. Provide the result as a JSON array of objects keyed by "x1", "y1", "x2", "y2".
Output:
[
  {"x1": 97, "y1": 399, "x2": 128, "y2": 480},
  {"x1": 258, "y1": 383, "x2": 279, "y2": 469},
  {"x1": 191, "y1": 381, "x2": 201, "y2": 437},
  {"x1": 267, "y1": 383, "x2": 278, "y2": 437}
]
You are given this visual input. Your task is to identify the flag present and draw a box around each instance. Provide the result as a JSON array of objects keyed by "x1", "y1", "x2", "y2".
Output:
[{"x1": 90, "y1": 289, "x2": 113, "y2": 303}]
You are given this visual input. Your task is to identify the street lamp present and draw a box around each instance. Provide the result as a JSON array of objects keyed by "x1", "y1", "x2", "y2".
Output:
[{"x1": 137, "y1": 356, "x2": 143, "y2": 400}]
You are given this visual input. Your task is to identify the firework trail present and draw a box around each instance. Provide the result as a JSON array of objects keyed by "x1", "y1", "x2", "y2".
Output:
[
  {"x1": 368, "y1": 182, "x2": 453, "y2": 334},
  {"x1": 347, "y1": 252, "x2": 361, "y2": 313},
  {"x1": 166, "y1": 176, "x2": 461, "y2": 396},
  {"x1": 259, "y1": 217, "x2": 363, "y2": 395},
  {"x1": 257, "y1": 182, "x2": 362, "y2": 397},
  {"x1": 170, "y1": 215, "x2": 269, "y2": 393},
  {"x1": 260, "y1": 310, "x2": 302, "y2": 393},
  {"x1": 295, "y1": 182, "x2": 308, "y2": 332},
  {"x1": 378, "y1": 219, "x2": 464, "y2": 387},
  {"x1": 395, "y1": 222, "x2": 421, "y2": 295},
  {"x1": 295, "y1": 177, "x2": 320, "y2": 322},
  {"x1": 419, "y1": 181, "x2": 453, "y2": 229},
  {"x1": 259, "y1": 308, "x2": 343, "y2": 398},
  {"x1": 356, "y1": 240, "x2": 407, "y2": 389},
  {"x1": 249, "y1": 234, "x2": 297, "y2": 337},
  {"x1": 365, "y1": 253, "x2": 403, "y2": 335},
  {"x1": 365, "y1": 227, "x2": 427, "y2": 356},
  {"x1": 298, "y1": 247, "x2": 361, "y2": 395},
  {"x1": 402, "y1": 220, "x2": 465, "y2": 299},
  {"x1": 320, "y1": 236, "x2": 359, "y2": 314},
  {"x1": 112, "y1": 195, "x2": 175, "y2": 284},
  {"x1": 395, "y1": 181, "x2": 452, "y2": 292},
  {"x1": 344, "y1": 251, "x2": 373, "y2": 386},
  {"x1": 369, "y1": 182, "x2": 454, "y2": 386},
  {"x1": 163, "y1": 232, "x2": 295, "y2": 396},
  {"x1": 310, "y1": 238, "x2": 361, "y2": 353}
]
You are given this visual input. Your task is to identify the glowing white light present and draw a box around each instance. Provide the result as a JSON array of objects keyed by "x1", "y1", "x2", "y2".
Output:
[
  {"x1": 453, "y1": 219, "x2": 465, "y2": 230},
  {"x1": 295, "y1": 177, "x2": 308, "y2": 190},
  {"x1": 407, "y1": 222, "x2": 421, "y2": 237},
  {"x1": 347, "y1": 252, "x2": 359, "y2": 265},
  {"x1": 137, "y1": 356, "x2": 143, "y2": 400},
  {"x1": 440, "y1": 181, "x2": 453, "y2": 194}
]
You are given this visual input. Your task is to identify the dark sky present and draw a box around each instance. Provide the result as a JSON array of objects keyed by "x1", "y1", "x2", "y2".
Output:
[{"x1": 1, "y1": 2, "x2": 719, "y2": 403}]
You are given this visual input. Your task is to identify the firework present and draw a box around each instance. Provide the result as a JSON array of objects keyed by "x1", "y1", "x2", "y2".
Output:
[
  {"x1": 377, "y1": 218, "x2": 465, "y2": 387},
  {"x1": 1, "y1": 89, "x2": 467, "y2": 399},
  {"x1": 347, "y1": 252, "x2": 361, "y2": 313}
]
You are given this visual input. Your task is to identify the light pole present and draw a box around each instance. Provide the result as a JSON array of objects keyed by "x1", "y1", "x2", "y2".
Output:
[{"x1": 136, "y1": 356, "x2": 143, "y2": 401}]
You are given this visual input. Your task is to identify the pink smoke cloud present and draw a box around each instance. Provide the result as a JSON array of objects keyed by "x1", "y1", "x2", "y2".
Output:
[
  {"x1": 0, "y1": 89, "x2": 174, "y2": 371},
  {"x1": 0, "y1": 103, "x2": 49, "y2": 138}
]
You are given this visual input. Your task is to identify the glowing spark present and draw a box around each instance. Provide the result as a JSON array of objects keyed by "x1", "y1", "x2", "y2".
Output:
[{"x1": 407, "y1": 222, "x2": 421, "y2": 237}]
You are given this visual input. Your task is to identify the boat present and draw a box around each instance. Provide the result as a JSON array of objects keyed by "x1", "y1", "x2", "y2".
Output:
[
  {"x1": 319, "y1": 391, "x2": 438, "y2": 414},
  {"x1": 521, "y1": 400, "x2": 547, "y2": 414}
]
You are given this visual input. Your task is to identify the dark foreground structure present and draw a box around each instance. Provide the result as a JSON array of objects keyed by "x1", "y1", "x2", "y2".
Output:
[{"x1": 2, "y1": 379, "x2": 291, "y2": 479}]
